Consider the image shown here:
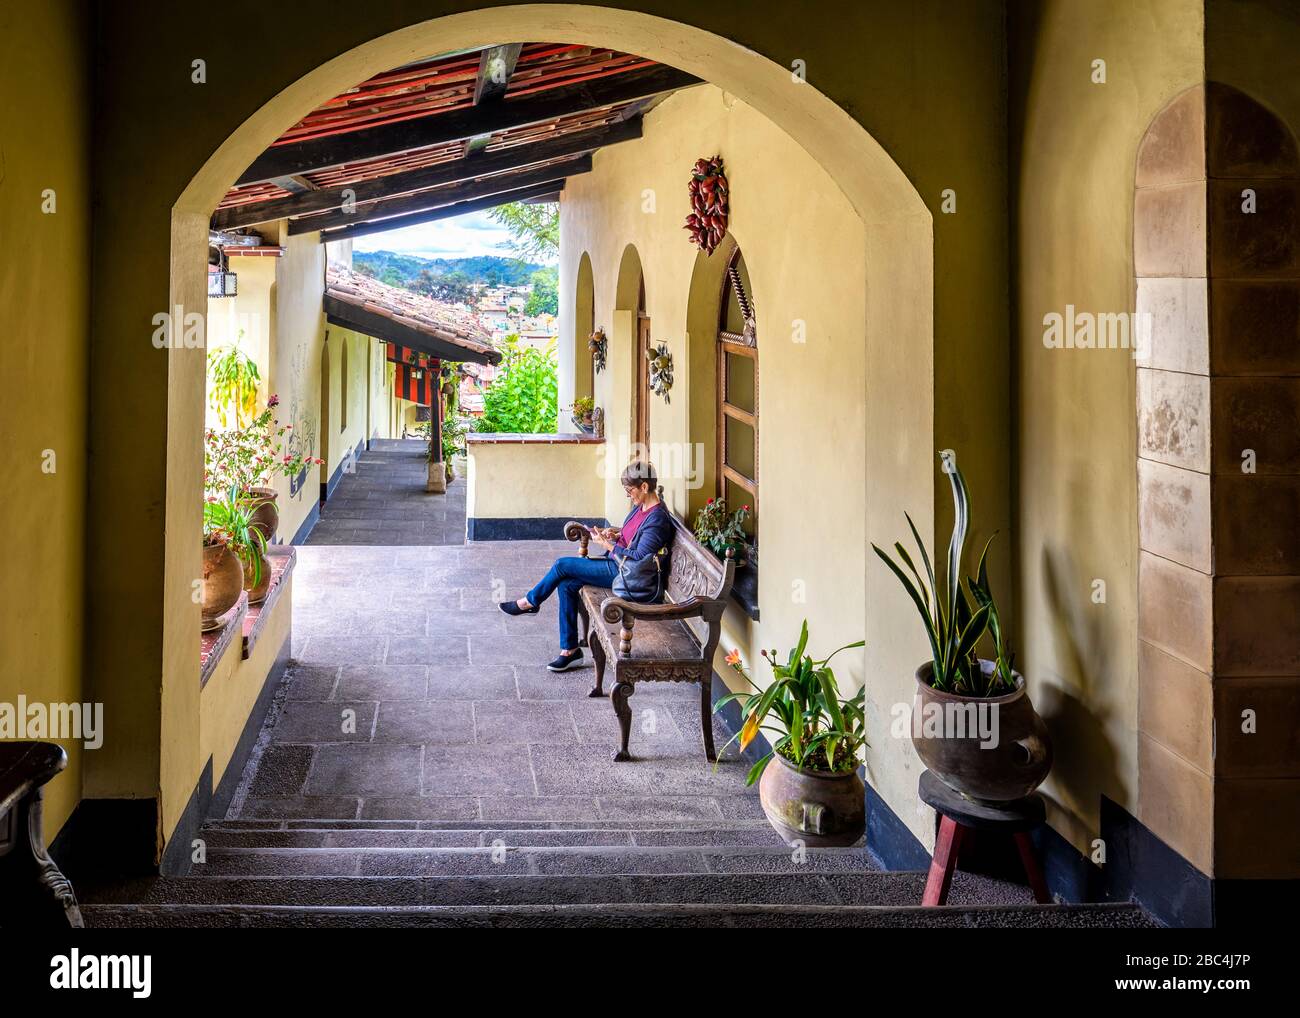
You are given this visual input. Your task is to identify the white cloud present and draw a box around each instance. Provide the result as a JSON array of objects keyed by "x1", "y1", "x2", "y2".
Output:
[{"x1": 353, "y1": 211, "x2": 515, "y2": 259}]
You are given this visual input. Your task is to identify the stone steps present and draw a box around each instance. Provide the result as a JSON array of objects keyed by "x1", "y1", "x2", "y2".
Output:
[
  {"x1": 200, "y1": 824, "x2": 786, "y2": 849},
  {"x1": 85, "y1": 870, "x2": 933, "y2": 908},
  {"x1": 79, "y1": 818, "x2": 1160, "y2": 928},
  {"x1": 187, "y1": 844, "x2": 878, "y2": 877},
  {"x1": 81, "y1": 901, "x2": 1159, "y2": 929}
]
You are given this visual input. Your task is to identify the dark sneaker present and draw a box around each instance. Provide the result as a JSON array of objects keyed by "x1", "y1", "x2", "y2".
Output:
[
  {"x1": 547, "y1": 649, "x2": 584, "y2": 672},
  {"x1": 499, "y1": 600, "x2": 539, "y2": 616}
]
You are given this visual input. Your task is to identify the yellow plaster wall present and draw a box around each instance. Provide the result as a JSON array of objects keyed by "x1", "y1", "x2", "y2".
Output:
[
  {"x1": 1007, "y1": 0, "x2": 1205, "y2": 855},
  {"x1": 467, "y1": 441, "x2": 607, "y2": 520},
  {"x1": 0, "y1": 0, "x2": 92, "y2": 837},
  {"x1": 199, "y1": 576, "x2": 293, "y2": 790},
  {"x1": 267, "y1": 229, "x2": 329, "y2": 544},
  {"x1": 84, "y1": 0, "x2": 1005, "y2": 856},
  {"x1": 205, "y1": 257, "x2": 276, "y2": 429},
  {"x1": 560, "y1": 83, "x2": 901, "y2": 828}
]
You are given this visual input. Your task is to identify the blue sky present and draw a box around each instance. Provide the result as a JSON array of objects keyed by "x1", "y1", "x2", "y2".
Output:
[{"x1": 353, "y1": 209, "x2": 553, "y2": 262}]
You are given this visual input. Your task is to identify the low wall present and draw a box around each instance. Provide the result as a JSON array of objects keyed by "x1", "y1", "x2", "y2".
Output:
[{"x1": 466, "y1": 433, "x2": 607, "y2": 539}]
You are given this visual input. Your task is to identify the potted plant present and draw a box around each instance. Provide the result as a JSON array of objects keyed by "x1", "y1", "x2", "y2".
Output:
[
  {"x1": 204, "y1": 393, "x2": 322, "y2": 542},
  {"x1": 872, "y1": 455, "x2": 1052, "y2": 802},
  {"x1": 200, "y1": 512, "x2": 245, "y2": 630},
  {"x1": 204, "y1": 489, "x2": 270, "y2": 605},
  {"x1": 716, "y1": 622, "x2": 867, "y2": 847},
  {"x1": 693, "y1": 497, "x2": 751, "y2": 566},
  {"x1": 206, "y1": 337, "x2": 261, "y2": 428},
  {"x1": 570, "y1": 396, "x2": 596, "y2": 430}
]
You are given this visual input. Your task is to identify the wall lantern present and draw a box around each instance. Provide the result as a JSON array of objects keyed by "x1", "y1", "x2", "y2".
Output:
[{"x1": 207, "y1": 250, "x2": 237, "y2": 298}]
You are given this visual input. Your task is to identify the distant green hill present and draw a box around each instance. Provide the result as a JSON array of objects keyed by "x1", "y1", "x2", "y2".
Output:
[{"x1": 353, "y1": 250, "x2": 542, "y2": 288}]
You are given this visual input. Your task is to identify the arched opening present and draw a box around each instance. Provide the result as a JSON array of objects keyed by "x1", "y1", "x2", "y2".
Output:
[
  {"x1": 158, "y1": 5, "x2": 935, "y2": 859},
  {"x1": 570, "y1": 252, "x2": 595, "y2": 408},
  {"x1": 613, "y1": 243, "x2": 648, "y2": 459}
]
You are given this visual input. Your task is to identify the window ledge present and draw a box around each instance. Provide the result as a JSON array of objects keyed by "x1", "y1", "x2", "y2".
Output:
[
  {"x1": 243, "y1": 547, "x2": 297, "y2": 659},
  {"x1": 200, "y1": 593, "x2": 248, "y2": 689}
]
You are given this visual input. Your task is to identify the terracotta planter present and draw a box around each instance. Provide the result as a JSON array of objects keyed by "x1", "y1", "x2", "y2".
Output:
[
  {"x1": 244, "y1": 486, "x2": 279, "y2": 543},
  {"x1": 758, "y1": 751, "x2": 866, "y2": 847},
  {"x1": 911, "y1": 661, "x2": 1053, "y2": 803},
  {"x1": 201, "y1": 542, "x2": 244, "y2": 631},
  {"x1": 242, "y1": 548, "x2": 271, "y2": 605}
]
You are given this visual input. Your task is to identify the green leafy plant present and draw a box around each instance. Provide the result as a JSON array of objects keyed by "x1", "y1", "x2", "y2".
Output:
[
  {"x1": 476, "y1": 337, "x2": 558, "y2": 434},
  {"x1": 715, "y1": 622, "x2": 867, "y2": 784},
  {"x1": 570, "y1": 396, "x2": 595, "y2": 420},
  {"x1": 203, "y1": 488, "x2": 267, "y2": 588},
  {"x1": 871, "y1": 456, "x2": 1016, "y2": 697},
  {"x1": 206, "y1": 339, "x2": 262, "y2": 428},
  {"x1": 693, "y1": 497, "x2": 750, "y2": 560}
]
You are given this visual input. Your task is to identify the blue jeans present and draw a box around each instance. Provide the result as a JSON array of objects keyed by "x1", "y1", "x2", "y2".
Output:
[{"x1": 527, "y1": 556, "x2": 618, "y2": 651}]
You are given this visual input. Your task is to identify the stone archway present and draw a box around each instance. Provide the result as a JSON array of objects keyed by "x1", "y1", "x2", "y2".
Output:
[
  {"x1": 1133, "y1": 82, "x2": 1300, "y2": 890},
  {"x1": 160, "y1": 5, "x2": 935, "y2": 856}
]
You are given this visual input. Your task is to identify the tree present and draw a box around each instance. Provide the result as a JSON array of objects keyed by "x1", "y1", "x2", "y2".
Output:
[
  {"x1": 488, "y1": 201, "x2": 559, "y2": 262},
  {"x1": 524, "y1": 266, "x2": 558, "y2": 316},
  {"x1": 430, "y1": 270, "x2": 474, "y2": 304},
  {"x1": 476, "y1": 336, "x2": 558, "y2": 434}
]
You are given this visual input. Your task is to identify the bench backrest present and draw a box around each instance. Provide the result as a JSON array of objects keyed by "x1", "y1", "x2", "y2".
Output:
[{"x1": 663, "y1": 509, "x2": 734, "y2": 608}]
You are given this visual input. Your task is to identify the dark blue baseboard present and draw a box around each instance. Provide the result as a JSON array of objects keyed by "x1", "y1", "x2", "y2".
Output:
[
  {"x1": 320, "y1": 438, "x2": 366, "y2": 504},
  {"x1": 289, "y1": 500, "x2": 321, "y2": 546},
  {"x1": 468, "y1": 516, "x2": 607, "y2": 541}
]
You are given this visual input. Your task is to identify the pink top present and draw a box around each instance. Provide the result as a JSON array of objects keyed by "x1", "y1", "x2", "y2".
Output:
[{"x1": 616, "y1": 504, "x2": 654, "y2": 549}]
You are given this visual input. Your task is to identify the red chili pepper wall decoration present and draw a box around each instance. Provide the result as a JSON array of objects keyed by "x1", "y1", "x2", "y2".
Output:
[{"x1": 684, "y1": 155, "x2": 728, "y2": 255}]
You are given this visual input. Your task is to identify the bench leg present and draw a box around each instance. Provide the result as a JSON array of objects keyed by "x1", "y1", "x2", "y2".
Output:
[
  {"x1": 699, "y1": 677, "x2": 717, "y2": 762},
  {"x1": 588, "y1": 633, "x2": 606, "y2": 698},
  {"x1": 611, "y1": 681, "x2": 634, "y2": 761}
]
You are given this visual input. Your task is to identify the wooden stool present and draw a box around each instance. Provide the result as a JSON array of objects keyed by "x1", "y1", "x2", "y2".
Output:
[{"x1": 918, "y1": 769, "x2": 1051, "y2": 906}]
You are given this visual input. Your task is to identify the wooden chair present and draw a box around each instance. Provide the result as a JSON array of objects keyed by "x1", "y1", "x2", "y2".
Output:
[{"x1": 564, "y1": 510, "x2": 736, "y2": 762}]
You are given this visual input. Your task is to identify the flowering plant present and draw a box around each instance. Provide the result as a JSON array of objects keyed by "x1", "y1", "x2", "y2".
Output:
[
  {"x1": 692, "y1": 497, "x2": 750, "y2": 560},
  {"x1": 715, "y1": 621, "x2": 867, "y2": 784},
  {"x1": 204, "y1": 393, "x2": 323, "y2": 498}
]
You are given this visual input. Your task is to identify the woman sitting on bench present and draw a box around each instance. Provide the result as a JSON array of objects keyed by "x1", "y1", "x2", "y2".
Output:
[{"x1": 500, "y1": 461, "x2": 674, "y2": 672}]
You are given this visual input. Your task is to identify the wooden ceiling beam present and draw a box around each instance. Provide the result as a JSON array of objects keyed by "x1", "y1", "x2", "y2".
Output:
[
  {"x1": 316, "y1": 180, "x2": 565, "y2": 244},
  {"x1": 289, "y1": 154, "x2": 590, "y2": 235},
  {"x1": 213, "y1": 117, "x2": 640, "y2": 230},
  {"x1": 473, "y1": 44, "x2": 523, "y2": 104},
  {"x1": 236, "y1": 64, "x2": 697, "y2": 185}
]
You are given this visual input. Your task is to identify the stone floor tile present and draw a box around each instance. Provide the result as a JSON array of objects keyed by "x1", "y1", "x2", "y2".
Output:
[
  {"x1": 473, "y1": 700, "x2": 578, "y2": 744},
  {"x1": 421, "y1": 744, "x2": 536, "y2": 796},
  {"x1": 375, "y1": 700, "x2": 476, "y2": 744},
  {"x1": 305, "y1": 744, "x2": 423, "y2": 795},
  {"x1": 271, "y1": 701, "x2": 376, "y2": 743}
]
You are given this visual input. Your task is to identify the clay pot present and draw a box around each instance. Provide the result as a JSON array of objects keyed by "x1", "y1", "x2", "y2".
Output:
[
  {"x1": 758, "y1": 751, "x2": 866, "y2": 847},
  {"x1": 911, "y1": 661, "x2": 1053, "y2": 803},
  {"x1": 244, "y1": 486, "x2": 279, "y2": 543},
  {"x1": 242, "y1": 547, "x2": 271, "y2": 605},
  {"x1": 201, "y1": 541, "x2": 244, "y2": 630}
]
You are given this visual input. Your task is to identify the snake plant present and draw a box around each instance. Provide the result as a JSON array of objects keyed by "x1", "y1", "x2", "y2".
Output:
[{"x1": 872, "y1": 456, "x2": 1016, "y2": 697}]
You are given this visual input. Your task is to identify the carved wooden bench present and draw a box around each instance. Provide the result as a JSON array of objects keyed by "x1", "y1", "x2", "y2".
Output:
[
  {"x1": 0, "y1": 741, "x2": 84, "y2": 928},
  {"x1": 564, "y1": 509, "x2": 736, "y2": 763}
]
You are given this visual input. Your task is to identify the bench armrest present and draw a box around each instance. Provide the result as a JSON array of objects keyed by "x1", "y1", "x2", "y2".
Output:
[
  {"x1": 563, "y1": 520, "x2": 590, "y2": 558},
  {"x1": 599, "y1": 594, "x2": 727, "y2": 657}
]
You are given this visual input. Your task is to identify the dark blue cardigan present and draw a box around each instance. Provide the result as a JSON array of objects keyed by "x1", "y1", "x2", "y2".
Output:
[{"x1": 608, "y1": 502, "x2": 675, "y2": 565}]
